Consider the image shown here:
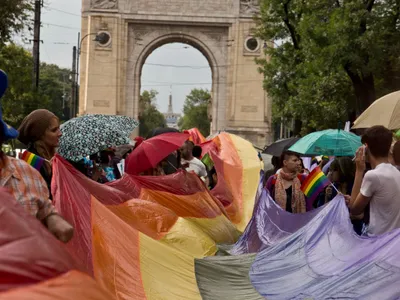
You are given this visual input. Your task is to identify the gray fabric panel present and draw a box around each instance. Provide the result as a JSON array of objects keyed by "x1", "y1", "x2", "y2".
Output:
[{"x1": 195, "y1": 254, "x2": 264, "y2": 300}]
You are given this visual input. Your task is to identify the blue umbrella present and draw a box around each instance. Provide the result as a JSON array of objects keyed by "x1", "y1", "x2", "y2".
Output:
[{"x1": 288, "y1": 129, "x2": 361, "y2": 157}]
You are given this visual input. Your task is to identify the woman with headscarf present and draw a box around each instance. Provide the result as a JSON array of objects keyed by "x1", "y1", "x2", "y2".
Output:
[{"x1": 18, "y1": 109, "x2": 62, "y2": 195}]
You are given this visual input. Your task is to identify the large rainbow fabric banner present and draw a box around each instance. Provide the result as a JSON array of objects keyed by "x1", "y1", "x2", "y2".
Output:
[
  {"x1": 5, "y1": 131, "x2": 400, "y2": 299},
  {"x1": 0, "y1": 132, "x2": 260, "y2": 299},
  {"x1": 195, "y1": 190, "x2": 400, "y2": 299}
]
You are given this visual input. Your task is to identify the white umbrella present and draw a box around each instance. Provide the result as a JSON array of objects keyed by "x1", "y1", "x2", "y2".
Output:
[{"x1": 352, "y1": 91, "x2": 400, "y2": 130}]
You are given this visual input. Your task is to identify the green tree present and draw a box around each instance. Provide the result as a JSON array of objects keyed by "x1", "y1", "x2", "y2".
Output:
[
  {"x1": 178, "y1": 88, "x2": 211, "y2": 137},
  {"x1": 256, "y1": 0, "x2": 400, "y2": 134},
  {"x1": 39, "y1": 63, "x2": 71, "y2": 120},
  {"x1": 0, "y1": 44, "x2": 72, "y2": 127},
  {"x1": 138, "y1": 90, "x2": 166, "y2": 137},
  {"x1": 0, "y1": 0, "x2": 32, "y2": 45}
]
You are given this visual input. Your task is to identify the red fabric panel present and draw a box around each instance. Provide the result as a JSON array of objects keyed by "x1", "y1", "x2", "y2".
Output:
[{"x1": 0, "y1": 189, "x2": 79, "y2": 292}]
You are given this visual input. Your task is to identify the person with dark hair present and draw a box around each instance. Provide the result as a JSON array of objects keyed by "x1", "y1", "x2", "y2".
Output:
[
  {"x1": 265, "y1": 151, "x2": 306, "y2": 213},
  {"x1": 298, "y1": 158, "x2": 310, "y2": 175},
  {"x1": 208, "y1": 166, "x2": 218, "y2": 190},
  {"x1": 192, "y1": 145, "x2": 203, "y2": 159},
  {"x1": 180, "y1": 140, "x2": 207, "y2": 178},
  {"x1": 347, "y1": 126, "x2": 400, "y2": 236},
  {"x1": 263, "y1": 156, "x2": 280, "y2": 185}
]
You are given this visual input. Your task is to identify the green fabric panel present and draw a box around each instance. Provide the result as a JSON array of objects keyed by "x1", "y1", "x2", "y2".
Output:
[{"x1": 195, "y1": 254, "x2": 264, "y2": 300}]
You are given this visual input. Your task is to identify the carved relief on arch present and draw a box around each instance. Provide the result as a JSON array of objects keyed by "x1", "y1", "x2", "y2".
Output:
[
  {"x1": 240, "y1": 0, "x2": 260, "y2": 15},
  {"x1": 91, "y1": 0, "x2": 118, "y2": 9}
]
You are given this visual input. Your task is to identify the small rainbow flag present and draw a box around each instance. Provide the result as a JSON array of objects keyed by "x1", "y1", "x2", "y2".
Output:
[
  {"x1": 19, "y1": 151, "x2": 45, "y2": 171},
  {"x1": 201, "y1": 153, "x2": 214, "y2": 169},
  {"x1": 301, "y1": 167, "x2": 331, "y2": 200}
]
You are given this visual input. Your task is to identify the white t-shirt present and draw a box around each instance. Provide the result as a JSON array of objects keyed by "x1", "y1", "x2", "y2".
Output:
[
  {"x1": 181, "y1": 157, "x2": 207, "y2": 177},
  {"x1": 360, "y1": 163, "x2": 400, "y2": 236}
]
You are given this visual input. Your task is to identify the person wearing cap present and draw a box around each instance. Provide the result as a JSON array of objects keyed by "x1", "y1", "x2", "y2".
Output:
[
  {"x1": 0, "y1": 70, "x2": 73, "y2": 243},
  {"x1": 18, "y1": 109, "x2": 62, "y2": 195}
]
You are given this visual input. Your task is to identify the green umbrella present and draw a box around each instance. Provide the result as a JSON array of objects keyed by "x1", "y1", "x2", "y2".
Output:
[
  {"x1": 288, "y1": 129, "x2": 361, "y2": 157},
  {"x1": 58, "y1": 114, "x2": 139, "y2": 162}
]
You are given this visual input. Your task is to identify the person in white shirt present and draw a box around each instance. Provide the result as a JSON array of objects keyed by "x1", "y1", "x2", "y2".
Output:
[
  {"x1": 347, "y1": 126, "x2": 400, "y2": 236},
  {"x1": 180, "y1": 141, "x2": 207, "y2": 178}
]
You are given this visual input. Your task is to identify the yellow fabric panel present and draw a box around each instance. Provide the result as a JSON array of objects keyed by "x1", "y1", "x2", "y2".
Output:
[
  {"x1": 187, "y1": 215, "x2": 241, "y2": 244},
  {"x1": 140, "y1": 233, "x2": 202, "y2": 300},
  {"x1": 160, "y1": 217, "x2": 217, "y2": 257},
  {"x1": 229, "y1": 134, "x2": 261, "y2": 231}
]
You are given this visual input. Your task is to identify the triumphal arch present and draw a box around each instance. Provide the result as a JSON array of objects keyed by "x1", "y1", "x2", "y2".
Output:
[{"x1": 79, "y1": 0, "x2": 272, "y2": 146}]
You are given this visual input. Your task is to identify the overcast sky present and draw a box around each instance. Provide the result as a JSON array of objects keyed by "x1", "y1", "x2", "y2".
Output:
[{"x1": 37, "y1": 0, "x2": 211, "y2": 114}]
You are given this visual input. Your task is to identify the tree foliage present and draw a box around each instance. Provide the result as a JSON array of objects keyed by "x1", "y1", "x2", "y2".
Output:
[
  {"x1": 0, "y1": 0, "x2": 32, "y2": 45},
  {"x1": 256, "y1": 0, "x2": 400, "y2": 134},
  {"x1": 178, "y1": 88, "x2": 211, "y2": 137},
  {"x1": 0, "y1": 44, "x2": 71, "y2": 128},
  {"x1": 138, "y1": 90, "x2": 166, "y2": 137}
]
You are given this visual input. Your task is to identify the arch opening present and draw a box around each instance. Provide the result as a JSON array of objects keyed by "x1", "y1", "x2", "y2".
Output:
[{"x1": 138, "y1": 40, "x2": 214, "y2": 138}]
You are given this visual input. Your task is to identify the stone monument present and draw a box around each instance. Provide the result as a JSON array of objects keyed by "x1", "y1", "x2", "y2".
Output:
[{"x1": 79, "y1": 0, "x2": 272, "y2": 146}]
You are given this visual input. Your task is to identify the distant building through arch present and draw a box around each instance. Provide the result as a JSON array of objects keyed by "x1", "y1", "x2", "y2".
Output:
[
  {"x1": 163, "y1": 93, "x2": 181, "y2": 130},
  {"x1": 79, "y1": 0, "x2": 272, "y2": 146}
]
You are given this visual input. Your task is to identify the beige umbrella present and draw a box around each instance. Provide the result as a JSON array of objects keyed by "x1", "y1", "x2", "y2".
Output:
[{"x1": 352, "y1": 91, "x2": 400, "y2": 130}]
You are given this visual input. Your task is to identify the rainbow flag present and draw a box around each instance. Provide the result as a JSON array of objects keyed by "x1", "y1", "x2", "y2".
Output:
[
  {"x1": 19, "y1": 151, "x2": 45, "y2": 171},
  {"x1": 301, "y1": 167, "x2": 330, "y2": 201},
  {"x1": 201, "y1": 153, "x2": 214, "y2": 169}
]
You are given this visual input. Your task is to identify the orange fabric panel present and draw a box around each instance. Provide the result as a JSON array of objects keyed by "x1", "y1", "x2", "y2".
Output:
[
  {"x1": 214, "y1": 133, "x2": 244, "y2": 224},
  {"x1": 139, "y1": 189, "x2": 223, "y2": 218},
  {"x1": 184, "y1": 128, "x2": 206, "y2": 145},
  {"x1": 0, "y1": 271, "x2": 116, "y2": 300},
  {"x1": 106, "y1": 199, "x2": 178, "y2": 240},
  {"x1": 91, "y1": 197, "x2": 147, "y2": 300}
]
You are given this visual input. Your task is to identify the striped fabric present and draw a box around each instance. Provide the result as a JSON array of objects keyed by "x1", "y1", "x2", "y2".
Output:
[{"x1": 0, "y1": 132, "x2": 262, "y2": 299}]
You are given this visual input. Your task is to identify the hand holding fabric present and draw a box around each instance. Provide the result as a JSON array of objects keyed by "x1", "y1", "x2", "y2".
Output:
[{"x1": 45, "y1": 214, "x2": 74, "y2": 243}]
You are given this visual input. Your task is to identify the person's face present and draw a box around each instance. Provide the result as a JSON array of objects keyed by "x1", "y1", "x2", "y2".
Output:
[
  {"x1": 41, "y1": 117, "x2": 62, "y2": 148},
  {"x1": 284, "y1": 155, "x2": 300, "y2": 173},
  {"x1": 180, "y1": 143, "x2": 191, "y2": 159},
  {"x1": 328, "y1": 170, "x2": 340, "y2": 183}
]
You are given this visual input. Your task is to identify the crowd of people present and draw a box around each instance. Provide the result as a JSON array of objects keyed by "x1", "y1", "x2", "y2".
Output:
[
  {"x1": 2, "y1": 102, "x2": 400, "y2": 246},
  {"x1": 0, "y1": 108, "x2": 218, "y2": 244},
  {"x1": 265, "y1": 125, "x2": 400, "y2": 237}
]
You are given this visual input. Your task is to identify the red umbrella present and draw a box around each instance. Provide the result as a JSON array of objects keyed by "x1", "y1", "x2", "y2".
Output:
[{"x1": 126, "y1": 132, "x2": 190, "y2": 175}]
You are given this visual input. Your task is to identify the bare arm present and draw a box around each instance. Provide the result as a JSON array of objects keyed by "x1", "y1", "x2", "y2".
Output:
[{"x1": 349, "y1": 147, "x2": 371, "y2": 215}]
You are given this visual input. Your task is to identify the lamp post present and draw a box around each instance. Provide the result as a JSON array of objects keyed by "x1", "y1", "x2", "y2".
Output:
[{"x1": 71, "y1": 32, "x2": 109, "y2": 119}]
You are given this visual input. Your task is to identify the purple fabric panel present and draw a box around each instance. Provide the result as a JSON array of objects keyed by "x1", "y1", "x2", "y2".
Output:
[
  {"x1": 230, "y1": 190, "x2": 325, "y2": 255},
  {"x1": 249, "y1": 194, "x2": 400, "y2": 299}
]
